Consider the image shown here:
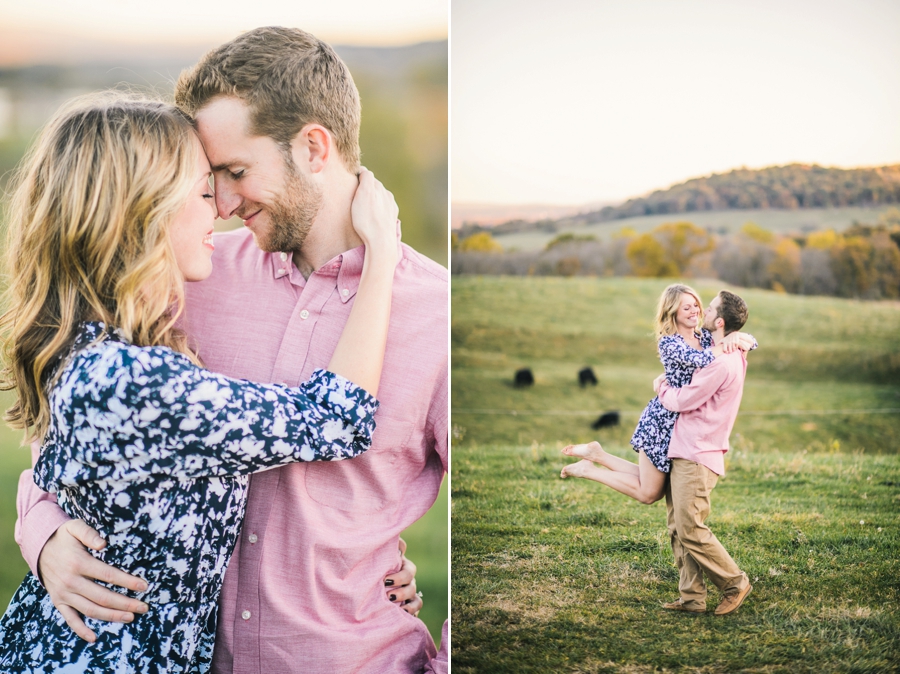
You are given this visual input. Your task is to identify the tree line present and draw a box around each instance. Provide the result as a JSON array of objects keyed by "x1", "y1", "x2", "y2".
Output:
[
  {"x1": 458, "y1": 164, "x2": 900, "y2": 238},
  {"x1": 452, "y1": 209, "x2": 900, "y2": 300}
]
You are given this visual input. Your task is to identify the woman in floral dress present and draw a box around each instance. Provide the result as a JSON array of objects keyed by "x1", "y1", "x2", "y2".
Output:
[
  {"x1": 0, "y1": 94, "x2": 398, "y2": 672},
  {"x1": 560, "y1": 284, "x2": 755, "y2": 503}
]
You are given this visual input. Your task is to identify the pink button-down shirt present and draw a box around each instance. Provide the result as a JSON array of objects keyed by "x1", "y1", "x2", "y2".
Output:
[
  {"x1": 657, "y1": 350, "x2": 747, "y2": 476},
  {"x1": 16, "y1": 228, "x2": 448, "y2": 674}
]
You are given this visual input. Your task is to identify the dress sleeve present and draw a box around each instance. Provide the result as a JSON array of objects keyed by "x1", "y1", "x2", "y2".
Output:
[
  {"x1": 37, "y1": 344, "x2": 378, "y2": 488},
  {"x1": 658, "y1": 334, "x2": 714, "y2": 371}
]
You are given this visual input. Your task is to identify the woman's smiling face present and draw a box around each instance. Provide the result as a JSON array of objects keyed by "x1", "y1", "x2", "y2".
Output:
[
  {"x1": 674, "y1": 292, "x2": 702, "y2": 332},
  {"x1": 169, "y1": 136, "x2": 218, "y2": 282}
]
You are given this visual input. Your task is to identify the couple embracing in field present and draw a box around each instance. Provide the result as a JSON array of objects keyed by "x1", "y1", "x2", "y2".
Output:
[
  {"x1": 0, "y1": 26, "x2": 447, "y2": 673},
  {"x1": 561, "y1": 284, "x2": 755, "y2": 616}
]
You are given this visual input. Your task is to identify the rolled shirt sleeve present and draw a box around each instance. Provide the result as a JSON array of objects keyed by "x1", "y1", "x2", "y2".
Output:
[{"x1": 14, "y1": 441, "x2": 69, "y2": 578}]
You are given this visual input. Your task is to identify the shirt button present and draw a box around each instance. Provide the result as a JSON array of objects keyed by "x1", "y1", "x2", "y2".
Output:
[
  {"x1": 300, "y1": 309, "x2": 309, "y2": 320},
  {"x1": 242, "y1": 610, "x2": 251, "y2": 620},
  {"x1": 341, "y1": 288, "x2": 349, "y2": 297},
  {"x1": 248, "y1": 533, "x2": 258, "y2": 544},
  {"x1": 277, "y1": 268, "x2": 287, "y2": 276},
  {"x1": 280, "y1": 252, "x2": 288, "y2": 261}
]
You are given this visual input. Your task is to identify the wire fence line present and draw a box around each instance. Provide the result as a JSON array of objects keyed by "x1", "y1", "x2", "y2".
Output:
[{"x1": 451, "y1": 408, "x2": 900, "y2": 417}]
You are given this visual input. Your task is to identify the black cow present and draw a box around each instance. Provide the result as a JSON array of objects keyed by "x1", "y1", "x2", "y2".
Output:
[
  {"x1": 591, "y1": 411, "x2": 620, "y2": 429},
  {"x1": 514, "y1": 368, "x2": 534, "y2": 387},
  {"x1": 578, "y1": 367, "x2": 598, "y2": 387}
]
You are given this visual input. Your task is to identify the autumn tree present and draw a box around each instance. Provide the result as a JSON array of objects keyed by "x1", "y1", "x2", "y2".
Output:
[
  {"x1": 831, "y1": 236, "x2": 876, "y2": 297},
  {"x1": 741, "y1": 222, "x2": 775, "y2": 244},
  {"x1": 871, "y1": 232, "x2": 900, "y2": 299},
  {"x1": 768, "y1": 238, "x2": 801, "y2": 293},
  {"x1": 626, "y1": 234, "x2": 678, "y2": 277},
  {"x1": 545, "y1": 232, "x2": 596, "y2": 251},
  {"x1": 555, "y1": 256, "x2": 581, "y2": 277},
  {"x1": 459, "y1": 232, "x2": 503, "y2": 253},
  {"x1": 806, "y1": 229, "x2": 839, "y2": 249},
  {"x1": 652, "y1": 221, "x2": 714, "y2": 274}
]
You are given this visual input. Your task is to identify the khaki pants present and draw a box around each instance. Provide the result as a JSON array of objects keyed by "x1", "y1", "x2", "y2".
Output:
[{"x1": 665, "y1": 459, "x2": 749, "y2": 611}]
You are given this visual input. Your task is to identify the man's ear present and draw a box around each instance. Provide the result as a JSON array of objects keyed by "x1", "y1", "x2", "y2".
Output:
[{"x1": 291, "y1": 124, "x2": 332, "y2": 174}]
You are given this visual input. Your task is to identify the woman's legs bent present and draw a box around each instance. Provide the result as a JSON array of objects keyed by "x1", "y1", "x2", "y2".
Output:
[{"x1": 560, "y1": 449, "x2": 666, "y2": 504}]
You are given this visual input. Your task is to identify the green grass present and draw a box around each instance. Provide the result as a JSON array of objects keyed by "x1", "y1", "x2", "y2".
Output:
[
  {"x1": 0, "y1": 419, "x2": 30, "y2": 603},
  {"x1": 451, "y1": 276, "x2": 900, "y2": 672},
  {"x1": 0, "y1": 387, "x2": 448, "y2": 648}
]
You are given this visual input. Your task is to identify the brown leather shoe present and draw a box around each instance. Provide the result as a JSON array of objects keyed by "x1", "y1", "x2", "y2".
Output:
[
  {"x1": 714, "y1": 584, "x2": 752, "y2": 616},
  {"x1": 662, "y1": 598, "x2": 705, "y2": 614}
]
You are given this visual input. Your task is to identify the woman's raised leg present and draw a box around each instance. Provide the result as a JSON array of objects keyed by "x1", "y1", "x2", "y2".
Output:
[
  {"x1": 562, "y1": 441, "x2": 639, "y2": 476},
  {"x1": 560, "y1": 449, "x2": 666, "y2": 505}
]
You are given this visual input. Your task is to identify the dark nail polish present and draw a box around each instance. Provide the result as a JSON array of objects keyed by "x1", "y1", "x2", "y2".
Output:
[
  {"x1": 389, "y1": 594, "x2": 396, "y2": 601},
  {"x1": 384, "y1": 579, "x2": 395, "y2": 586}
]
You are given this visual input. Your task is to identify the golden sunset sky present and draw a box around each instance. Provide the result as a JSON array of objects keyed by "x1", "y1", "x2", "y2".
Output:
[{"x1": 0, "y1": 0, "x2": 447, "y2": 64}]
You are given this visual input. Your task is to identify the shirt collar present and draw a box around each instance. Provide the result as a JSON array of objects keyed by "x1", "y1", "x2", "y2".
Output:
[
  {"x1": 332, "y1": 244, "x2": 364, "y2": 304},
  {"x1": 269, "y1": 236, "x2": 403, "y2": 304},
  {"x1": 269, "y1": 251, "x2": 293, "y2": 281}
]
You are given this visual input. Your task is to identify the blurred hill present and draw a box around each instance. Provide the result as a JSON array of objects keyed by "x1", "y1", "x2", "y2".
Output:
[
  {"x1": 0, "y1": 40, "x2": 448, "y2": 265},
  {"x1": 451, "y1": 201, "x2": 613, "y2": 231},
  {"x1": 459, "y1": 164, "x2": 900, "y2": 241}
]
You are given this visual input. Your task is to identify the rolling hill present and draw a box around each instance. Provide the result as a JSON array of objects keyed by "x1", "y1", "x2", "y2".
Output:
[{"x1": 458, "y1": 164, "x2": 900, "y2": 241}]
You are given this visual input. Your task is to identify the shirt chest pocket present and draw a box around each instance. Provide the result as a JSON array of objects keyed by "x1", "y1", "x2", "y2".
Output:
[{"x1": 303, "y1": 415, "x2": 419, "y2": 513}]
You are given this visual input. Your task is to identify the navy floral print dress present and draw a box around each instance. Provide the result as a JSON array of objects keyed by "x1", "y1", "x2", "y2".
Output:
[
  {"x1": 629, "y1": 329, "x2": 715, "y2": 473},
  {"x1": 0, "y1": 322, "x2": 378, "y2": 673}
]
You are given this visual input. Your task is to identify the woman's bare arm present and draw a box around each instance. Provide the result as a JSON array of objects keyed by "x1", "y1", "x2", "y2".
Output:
[{"x1": 326, "y1": 169, "x2": 399, "y2": 397}]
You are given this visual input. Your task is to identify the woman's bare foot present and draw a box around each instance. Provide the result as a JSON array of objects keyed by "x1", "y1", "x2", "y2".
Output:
[
  {"x1": 560, "y1": 459, "x2": 605, "y2": 480},
  {"x1": 561, "y1": 441, "x2": 607, "y2": 463}
]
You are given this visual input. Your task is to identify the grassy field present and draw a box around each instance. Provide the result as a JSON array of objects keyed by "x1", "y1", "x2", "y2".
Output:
[
  {"x1": 451, "y1": 276, "x2": 900, "y2": 672},
  {"x1": 0, "y1": 390, "x2": 448, "y2": 648}
]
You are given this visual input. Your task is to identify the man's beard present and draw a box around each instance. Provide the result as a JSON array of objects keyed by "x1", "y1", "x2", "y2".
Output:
[{"x1": 253, "y1": 162, "x2": 324, "y2": 254}]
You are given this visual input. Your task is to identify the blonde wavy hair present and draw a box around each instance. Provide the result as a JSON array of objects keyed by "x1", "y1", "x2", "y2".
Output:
[
  {"x1": 1, "y1": 93, "x2": 203, "y2": 440},
  {"x1": 654, "y1": 283, "x2": 704, "y2": 341}
]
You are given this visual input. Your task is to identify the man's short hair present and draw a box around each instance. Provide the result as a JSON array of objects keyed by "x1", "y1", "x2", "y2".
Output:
[
  {"x1": 717, "y1": 290, "x2": 749, "y2": 334},
  {"x1": 174, "y1": 26, "x2": 361, "y2": 172}
]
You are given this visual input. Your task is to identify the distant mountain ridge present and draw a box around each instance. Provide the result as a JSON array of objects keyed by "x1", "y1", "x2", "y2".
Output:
[{"x1": 460, "y1": 164, "x2": 900, "y2": 237}]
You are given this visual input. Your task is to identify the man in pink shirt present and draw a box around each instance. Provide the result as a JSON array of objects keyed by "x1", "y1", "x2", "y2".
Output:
[
  {"x1": 653, "y1": 290, "x2": 753, "y2": 617},
  {"x1": 15, "y1": 27, "x2": 448, "y2": 673}
]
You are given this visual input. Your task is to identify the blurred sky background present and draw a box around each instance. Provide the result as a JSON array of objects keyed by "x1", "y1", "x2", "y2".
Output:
[
  {"x1": 452, "y1": 0, "x2": 900, "y2": 210},
  {"x1": 0, "y1": 0, "x2": 447, "y2": 59}
]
